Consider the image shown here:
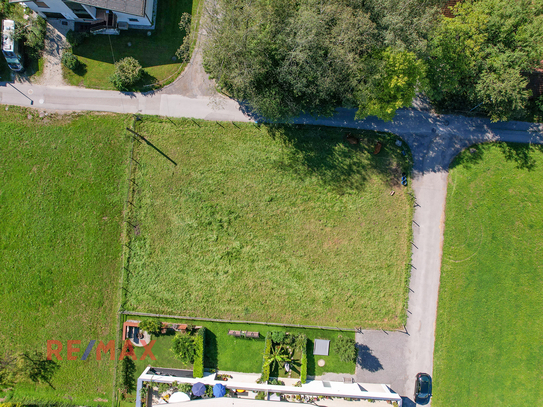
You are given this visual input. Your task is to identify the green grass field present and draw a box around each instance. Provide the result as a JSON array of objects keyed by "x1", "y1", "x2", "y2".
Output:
[
  {"x1": 64, "y1": 0, "x2": 200, "y2": 90},
  {"x1": 125, "y1": 118, "x2": 413, "y2": 329},
  {"x1": 433, "y1": 143, "x2": 543, "y2": 406},
  {"x1": 0, "y1": 109, "x2": 130, "y2": 405}
]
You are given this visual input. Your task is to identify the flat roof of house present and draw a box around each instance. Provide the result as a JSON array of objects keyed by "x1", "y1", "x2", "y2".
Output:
[{"x1": 71, "y1": 0, "x2": 147, "y2": 17}]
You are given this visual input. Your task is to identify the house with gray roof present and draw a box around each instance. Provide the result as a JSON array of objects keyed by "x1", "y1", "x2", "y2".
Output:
[{"x1": 10, "y1": 0, "x2": 155, "y2": 33}]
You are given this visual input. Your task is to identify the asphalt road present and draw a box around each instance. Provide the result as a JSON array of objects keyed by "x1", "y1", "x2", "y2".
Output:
[{"x1": 2, "y1": 81, "x2": 543, "y2": 405}]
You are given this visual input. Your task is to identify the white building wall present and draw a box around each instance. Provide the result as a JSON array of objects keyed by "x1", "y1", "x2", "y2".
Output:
[
  {"x1": 23, "y1": 0, "x2": 79, "y2": 20},
  {"x1": 22, "y1": 0, "x2": 152, "y2": 25},
  {"x1": 112, "y1": 10, "x2": 151, "y2": 26}
]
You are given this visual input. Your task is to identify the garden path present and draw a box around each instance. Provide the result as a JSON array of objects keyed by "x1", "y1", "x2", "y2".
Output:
[{"x1": 32, "y1": 20, "x2": 70, "y2": 86}]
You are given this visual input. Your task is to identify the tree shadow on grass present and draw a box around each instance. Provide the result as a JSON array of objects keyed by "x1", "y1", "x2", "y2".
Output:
[
  {"x1": 71, "y1": 61, "x2": 87, "y2": 77},
  {"x1": 498, "y1": 142, "x2": 543, "y2": 171},
  {"x1": 357, "y1": 344, "x2": 383, "y2": 373},
  {"x1": 265, "y1": 124, "x2": 411, "y2": 193},
  {"x1": 204, "y1": 330, "x2": 218, "y2": 369},
  {"x1": 450, "y1": 142, "x2": 543, "y2": 172},
  {"x1": 306, "y1": 339, "x2": 316, "y2": 376}
]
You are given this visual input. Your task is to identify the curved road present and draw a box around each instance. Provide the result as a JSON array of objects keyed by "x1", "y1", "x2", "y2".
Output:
[{"x1": 1, "y1": 82, "x2": 543, "y2": 405}]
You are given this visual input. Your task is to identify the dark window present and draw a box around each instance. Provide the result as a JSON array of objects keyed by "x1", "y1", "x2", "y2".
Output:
[
  {"x1": 64, "y1": 1, "x2": 92, "y2": 18},
  {"x1": 128, "y1": 18, "x2": 138, "y2": 22},
  {"x1": 43, "y1": 12, "x2": 66, "y2": 18},
  {"x1": 35, "y1": 1, "x2": 50, "y2": 8}
]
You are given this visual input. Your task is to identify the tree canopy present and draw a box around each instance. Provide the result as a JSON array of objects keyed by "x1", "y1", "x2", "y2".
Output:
[
  {"x1": 426, "y1": 0, "x2": 543, "y2": 121},
  {"x1": 203, "y1": 0, "x2": 441, "y2": 121},
  {"x1": 203, "y1": 0, "x2": 543, "y2": 122}
]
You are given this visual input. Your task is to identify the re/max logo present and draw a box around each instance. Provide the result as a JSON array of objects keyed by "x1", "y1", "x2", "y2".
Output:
[{"x1": 46, "y1": 340, "x2": 156, "y2": 361}]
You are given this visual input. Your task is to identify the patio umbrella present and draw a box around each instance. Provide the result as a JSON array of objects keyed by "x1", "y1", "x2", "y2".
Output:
[
  {"x1": 213, "y1": 383, "x2": 226, "y2": 398},
  {"x1": 192, "y1": 382, "x2": 206, "y2": 397}
]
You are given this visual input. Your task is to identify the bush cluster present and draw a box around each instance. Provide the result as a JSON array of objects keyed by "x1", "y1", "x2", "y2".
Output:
[
  {"x1": 110, "y1": 57, "x2": 144, "y2": 91},
  {"x1": 192, "y1": 327, "x2": 206, "y2": 378},
  {"x1": 333, "y1": 335, "x2": 357, "y2": 363},
  {"x1": 298, "y1": 335, "x2": 308, "y2": 384},
  {"x1": 259, "y1": 332, "x2": 273, "y2": 382},
  {"x1": 65, "y1": 30, "x2": 89, "y2": 47},
  {"x1": 171, "y1": 333, "x2": 197, "y2": 363},
  {"x1": 61, "y1": 50, "x2": 79, "y2": 70},
  {"x1": 139, "y1": 319, "x2": 163, "y2": 336}
]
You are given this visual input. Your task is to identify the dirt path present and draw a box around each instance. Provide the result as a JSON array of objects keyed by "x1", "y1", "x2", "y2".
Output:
[{"x1": 32, "y1": 21, "x2": 69, "y2": 87}]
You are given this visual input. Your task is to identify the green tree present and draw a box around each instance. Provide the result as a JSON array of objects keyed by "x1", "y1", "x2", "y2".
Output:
[
  {"x1": 427, "y1": 0, "x2": 542, "y2": 121},
  {"x1": 171, "y1": 333, "x2": 197, "y2": 363},
  {"x1": 356, "y1": 48, "x2": 426, "y2": 121},
  {"x1": 61, "y1": 50, "x2": 79, "y2": 70},
  {"x1": 138, "y1": 319, "x2": 163, "y2": 336},
  {"x1": 110, "y1": 57, "x2": 144, "y2": 91}
]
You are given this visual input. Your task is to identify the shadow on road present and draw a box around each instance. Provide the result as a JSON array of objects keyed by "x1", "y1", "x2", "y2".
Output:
[{"x1": 357, "y1": 344, "x2": 383, "y2": 373}]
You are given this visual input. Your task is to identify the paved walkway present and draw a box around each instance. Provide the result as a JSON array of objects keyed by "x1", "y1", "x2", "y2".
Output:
[{"x1": 1, "y1": 80, "x2": 543, "y2": 406}]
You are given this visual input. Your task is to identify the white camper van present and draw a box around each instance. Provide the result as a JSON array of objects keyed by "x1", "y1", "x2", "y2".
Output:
[{"x1": 2, "y1": 20, "x2": 24, "y2": 72}]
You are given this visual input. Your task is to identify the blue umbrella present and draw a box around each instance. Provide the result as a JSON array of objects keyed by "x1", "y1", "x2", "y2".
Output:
[
  {"x1": 213, "y1": 383, "x2": 226, "y2": 398},
  {"x1": 192, "y1": 382, "x2": 206, "y2": 397}
]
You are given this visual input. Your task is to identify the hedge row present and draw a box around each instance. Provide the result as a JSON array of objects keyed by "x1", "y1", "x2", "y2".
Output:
[
  {"x1": 193, "y1": 327, "x2": 206, "y2": 378},
  {"x1": 300, "y1": 335, "x2": 308, "y2": 384},
  {"x1": 260, "y1": 332, "x2": 273, "y2": 382}
]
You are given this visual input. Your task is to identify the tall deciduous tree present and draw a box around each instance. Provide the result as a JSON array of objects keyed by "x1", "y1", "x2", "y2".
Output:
[
  {"x1": 427, "y1": 0, "x2": 543, "y2": 121},
  {"x1": 203, "y1": 0, "x2": 441, "y2": 121}
]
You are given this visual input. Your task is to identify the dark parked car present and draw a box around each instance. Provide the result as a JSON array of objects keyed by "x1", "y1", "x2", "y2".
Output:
[{"x1": 414, "y1": 372, "x2": 432, "y2": 405}]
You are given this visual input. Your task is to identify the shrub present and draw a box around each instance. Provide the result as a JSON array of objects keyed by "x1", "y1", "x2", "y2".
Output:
[
  {"x1": 139, "y1": 319, "x2": 163, "y2": 336},
  {"x1": 333, "y1": 335, "x2": 357, "y2": 363},
  {"x1": 255, "y1": 391, "x2": 266, "y2": 400},
  {"x1": 158, "y1": 382, "x2": 170, "y2": 393},
  {"x1": 205, "y1": 384, "x2": 213, "y2": 398},
  {"x1": 110, "y1": 57, "x2": 143, "y2": 91},
  {"x1": 271, "y1": 331, "x2": 286, "y2": 344},
  {"x1": 298, "y1": 334, "x2": 308, "y2": 383},
  {"x1": 192, "y1": 327, "x2": 206, "y2": 378},
  {"x1": 179, "y1": 383, "x2": 192, "y2": 394},
  {"x1": 260, "y1": 332, "x2": 273, "y2": 382},
  {"x1": 66, "y1": 30, "x2": 88, "y2": 47},
  {"x1": 171, "y1": 333, "x2": 196, "y2": 363},
  {"x1": 61, "y1": 50, "x2": 79, "y2": 70}
]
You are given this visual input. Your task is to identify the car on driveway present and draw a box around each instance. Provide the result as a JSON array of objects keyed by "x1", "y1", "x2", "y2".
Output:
[{"x1": 414, "y1": 372, "x2": 432, "y2": 405}]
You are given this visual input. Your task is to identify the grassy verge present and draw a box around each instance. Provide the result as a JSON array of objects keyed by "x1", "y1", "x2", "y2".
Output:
[
  {"x1": 433, "y1": 143, "x2": 543, "y2": 406},
  {"x1": 125, "y1": 118, "x2": 413, "y2": 329},
  {"x1": 0, "y1": 109, "x2": 130, "y2": 405},
  {"x1": 64, "y1": 0, "x2": 200, "y2": 90}
]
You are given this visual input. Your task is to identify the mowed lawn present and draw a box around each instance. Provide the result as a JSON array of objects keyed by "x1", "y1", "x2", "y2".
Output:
[
  {"x1": 65, "y1": 0, "x2": 200, "y2": 90},
  {"x1": 433, "y1": 143, "x2": 543, "y2": 406},
  {"x1": 0, "y1": 109, "x2": 130, "y2": 405},
  {"x1": 126, "y1": 118, "x2": 413, "y2": 328}
]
